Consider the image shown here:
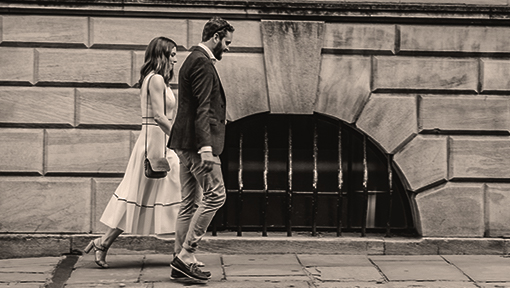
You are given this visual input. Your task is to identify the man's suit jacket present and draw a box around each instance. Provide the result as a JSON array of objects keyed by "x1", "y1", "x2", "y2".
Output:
[{"x1": 168, "y1": 46, "x2": 227, "y2": 156}]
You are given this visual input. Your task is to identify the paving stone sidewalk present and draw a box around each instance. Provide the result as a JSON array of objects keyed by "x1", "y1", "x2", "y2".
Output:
[{"x1": 1, "y1": 253, "x2": 509, "y2": 288}]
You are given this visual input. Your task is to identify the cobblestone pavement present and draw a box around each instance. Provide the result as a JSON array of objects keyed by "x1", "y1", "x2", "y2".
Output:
[{"x1": 1, "y1": 253, "x2": 509, "y2": 288}]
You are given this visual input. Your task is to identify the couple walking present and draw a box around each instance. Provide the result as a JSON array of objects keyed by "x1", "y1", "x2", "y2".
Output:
[{"x1": 83, "y1": 16, "x2": 235, "y2": 284}]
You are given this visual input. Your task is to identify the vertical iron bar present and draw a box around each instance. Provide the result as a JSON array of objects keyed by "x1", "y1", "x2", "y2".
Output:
[
  {"x1": 287, "y1": 119, "x2": 293, "y2": 237},
  {"x1": 237, "y1": 131, "x2": 243, "y2": 236},
  {"x1": 386, "y1": 154, "x2": 394, "y2": 237},
  {"x1": 312, "y1": 118, "x2": 318, "y2": 236},
  {"x1": 262, "y1": 124, "x2": 269, "y2": 237},
  {"x1": 361, "y1": 134, "x2": 368, "y2": 237},
  {"x1": 346, "y1": 133, "x2": 353, "y2": 229},
  {"x1": 337, "y1": 123, "x2": 343, "y2": 237}
]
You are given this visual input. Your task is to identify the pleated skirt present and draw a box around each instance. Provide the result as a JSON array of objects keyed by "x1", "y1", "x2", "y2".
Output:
[{"x1": 100, "y1": 125, "x2": 181, "y2": 235}]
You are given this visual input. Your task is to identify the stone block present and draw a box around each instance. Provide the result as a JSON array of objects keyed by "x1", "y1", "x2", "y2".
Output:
[
  {"x1": 437, "y1": 239, "x2": 506, "y2": 255},
  {"x1": 400, "y1": 25, "x2": 510, "y2": 53},
  {"x1": 394, "y1": 135, "x2": 448, "y2": 191},
  {"x1": 356, "y1": 94, "x2": 417, "y2": 154},
  {"x1": 262, "y1": 20, "x2": 324, "y2": 114},
  {"x1": 371, "y1": 256, "x2": 469, "y2": 281},
  {"x1": 324, "y1": 23, "x2": 395, "y2": 52},
  {"x1": 2, "y1": 15, "x2": 87, "y2": 45},
  {"x1": 415, "y1": 183, "x2": 484, "y2": 237},
  {"x1": 384, "y1": 238, "x2": 439, "y2": 255},
  {"x1": 400, "y1": 0, "x2": 506, "y2": 4},
  {"x1": 0, "y1": 129, "x2": 44, "y2": 173},
  {"x1": 485, "y1": 184, "x2": 510, "y2": 237},
  {"x1": 133, "y1": 51, "x2": 189, "y2": 86},
  {"x1": 482, "y1": 59, "x2": 510, "y2": 92},
  {"x1": 215, "y1": 53, "x2": 269, "y2": 121},
  {"x1": 45, "y1": 129, "x2": 132, "y2": 174},
  {"x1": 373, "y1": 56, "x2": 478, "y2": 92},
  {"x1": 0, "y1": 47, "x2": 34, "y2": 84},
  {"x1": 0, "y1": 86, "x2": 75, "y2": 126},
  {"x1": 77, "y1": 88, "x2": 140, "y2": 126},
  {"x1": 449, "y1": 136, "x2": 510, "y2": 179},
  {"x1": 188, "y1": 19, "x2": 262, "y2": 49},
  {"x1": 443, "y1": 255, "x2": 510, "y2": 282},
  {"x1": 0, "y1": 177, "x2": 91, "y2": 232},
  {"x1": 91, "y1": 17, "x2": 187, "y2": 48},
  {"x1": 315, "y1": 55, "x2": 371, "y2": 123},
  {"x1": 419, "y1": 95, "x2": 509, "y2": 132},
  {"x1": 92, "y1": 178, "x2": 122, "y2": 233},
  {"x1": 0, "y1": 235, "x2": 70, "y2": 259},
  {"x1": 36, "y1": 48, "x2": 132, "y2": 86}
]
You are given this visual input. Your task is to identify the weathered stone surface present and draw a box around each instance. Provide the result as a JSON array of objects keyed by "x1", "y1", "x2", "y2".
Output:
[
  {"x1": 132, "y1": 51, "x2": 189, "y2": 86},
  {"x1": 419, "y1": 95, "x2": 509, "y2": 132},
  {"x1": 188, "y1": 19, "x2": 262, "y2": 49},
  {"x1": 0, "y1": 48, "x2": 34, "y2": 83},
  {"x1": 415, "y1": 183, "x2": 484, "y2": 237},
  {"x1": 0, "y1": 236, "x2": 70, "y2": 259},
  {"x1": 400, "y1": 0, "x2": 506, "y2": 4},
  {"x1": 400, "y1": 25, "x2": 510, "y2": 53},
  {"x1": 449, "y1": 136, "x2": 510, "y2": 179},
  {"x1": 92, "y1": 178, "x2": 122, "y2": 233},
  {"x1": 373, "y1": 56, "x2": 478, "y2": 92},
  {"x1": 324, "y1": 23, "x2": 395, "y2": 52},
  {"x1": 356, "y1": 94, "x2": 417, "y2": 153},
  {"x1": 215, "y1": 53, "x2": 269, "y2": 121},
  {"x1": 0, "y1": 177, "x2": 91, "y2": 232},
  {"x1": 443, "y1": 255, "x2": 510, "y2": 282},
  {"x1": 45, "y1": 129, "x2": 132, "y2": 173},
  {"x1": 482, "y1": 59, "x2": 510, "y2": 92},
  {"x1": 0, "y1": 87, "x2": 74, "y2": 125},
  {"x1": 2, "y1": 15, "x2": 87, "y2": 45},
  {"x1": 384, "y1": 238, "x2": 439, "y2": 255},
  {"x1": 261, "y1": 20, "x2": 324, "y2": 114},
  {"x1": 485, "y1": 184, "x2": 510, "y2": 237},
  {"x1": 91, "y1": 17, "x2": 187, "y2": 48},
  {"x1": 394, "y1": 135, "x2": 447, "y2": 191},
  {"x1": 223, "y1": 254, "x2": 299, "y2": 265},
  {"x1": 37, "y1": 49, "x2": 132, "y2": 85},
  {"x1": 0, "y1": 129, "x2": 44, "y2": 173},
  {"x1": 371, "y1": 255, "x2": 469, "y2": 281},
  {"x1": 77, "y1": 88, "x2": 140, "y2": 126},
  {"x1": 315, "y1": 55, "x2": 371, "y2": 123},
  {"x1": 68, "y1": 254, "x2": 143, "y2": 284},
  {"x1": 436, "y1": 238, "x2": 505, "y2": 255}
]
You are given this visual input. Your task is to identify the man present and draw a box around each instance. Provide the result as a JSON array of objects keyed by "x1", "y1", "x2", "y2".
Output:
[{"x1": 168, "y1": 16, "x2": 234, "y2": 283}]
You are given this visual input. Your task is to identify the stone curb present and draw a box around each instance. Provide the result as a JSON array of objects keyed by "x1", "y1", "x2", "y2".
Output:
[{"x1": 0, "y1": 234, "x2": 508, "y2": 259}]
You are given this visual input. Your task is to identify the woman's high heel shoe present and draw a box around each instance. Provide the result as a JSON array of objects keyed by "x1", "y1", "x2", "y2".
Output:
[{"x1": 84, "y1": 238, "x2": 110, "y2": 268}]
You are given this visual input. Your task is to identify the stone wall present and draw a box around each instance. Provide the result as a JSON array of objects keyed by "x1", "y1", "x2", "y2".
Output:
[{"x1": 1, "y1": 1, "x2": 510, "y2": 239}]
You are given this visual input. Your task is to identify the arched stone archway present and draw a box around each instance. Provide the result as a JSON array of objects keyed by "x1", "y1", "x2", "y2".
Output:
[{"x1": 215, "y1": 20, "x2": 500, "y2": 237}]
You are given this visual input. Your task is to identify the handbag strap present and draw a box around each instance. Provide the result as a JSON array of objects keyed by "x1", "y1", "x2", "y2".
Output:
[{"x1": 144, "y1": 73, "x2": 167, "y2": 159}]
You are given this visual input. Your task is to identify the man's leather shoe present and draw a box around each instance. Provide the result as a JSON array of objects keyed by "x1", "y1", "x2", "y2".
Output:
[{"x1": 170, "y1": 257, "x2": 209, "y2": 283}]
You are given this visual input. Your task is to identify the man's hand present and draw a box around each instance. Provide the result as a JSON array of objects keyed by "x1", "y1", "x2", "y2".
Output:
[{"x1": 200, "y1": 151, "x2": 215, "y2": 173}]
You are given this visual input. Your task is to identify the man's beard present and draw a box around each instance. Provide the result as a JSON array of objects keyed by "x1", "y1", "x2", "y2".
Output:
[{"x1": 212, "y1": 41, "x2": 223, "y2": 61}]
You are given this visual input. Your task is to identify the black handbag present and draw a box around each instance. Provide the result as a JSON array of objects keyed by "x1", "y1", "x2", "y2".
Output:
[{"x1": 144, "y1": 74, "x2": 171, "y2": 179}]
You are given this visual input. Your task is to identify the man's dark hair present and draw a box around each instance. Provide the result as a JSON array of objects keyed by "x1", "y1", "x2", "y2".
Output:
[{"x1": 202, "y1": 16, "x2": 235, "y2": 42}]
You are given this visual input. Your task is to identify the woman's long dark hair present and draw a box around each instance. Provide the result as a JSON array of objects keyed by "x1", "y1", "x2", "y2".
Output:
[{"x1": 137, "y1": 36, "x2": 177, "y2": 87}]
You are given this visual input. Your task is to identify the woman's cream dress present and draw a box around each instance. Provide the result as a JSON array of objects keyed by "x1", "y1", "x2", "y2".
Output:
[{"x1": 100, "y1": 73, "x2": 180, "y2": 236}]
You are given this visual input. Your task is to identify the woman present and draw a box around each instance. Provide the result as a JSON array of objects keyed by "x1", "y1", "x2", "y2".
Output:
[{"x1": 84, "y1": 36, "x2": 181, "y2": 268}]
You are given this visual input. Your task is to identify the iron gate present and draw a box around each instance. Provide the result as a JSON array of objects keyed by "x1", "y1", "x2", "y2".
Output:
[{"x1": 211, "y1": 114, "x2": 415, "y2": 237}]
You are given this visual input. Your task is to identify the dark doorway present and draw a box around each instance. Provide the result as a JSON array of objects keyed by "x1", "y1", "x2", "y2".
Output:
[{"x1": 212, "y1": 113, "x2": 415, "y2": 237}]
